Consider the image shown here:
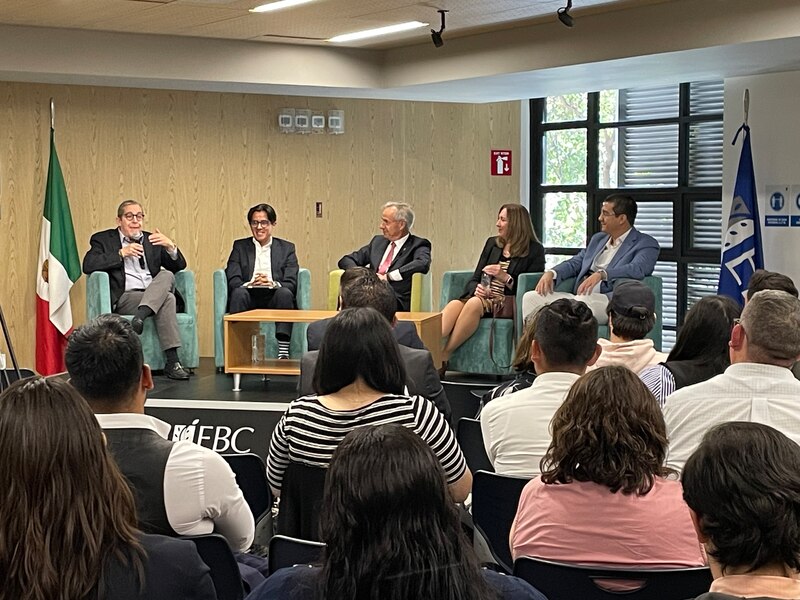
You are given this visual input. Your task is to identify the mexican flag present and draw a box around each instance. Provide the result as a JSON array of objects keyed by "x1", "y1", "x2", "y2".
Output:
[{"x1": 35, "y1": 128, "x2": 81, "y2": 375}]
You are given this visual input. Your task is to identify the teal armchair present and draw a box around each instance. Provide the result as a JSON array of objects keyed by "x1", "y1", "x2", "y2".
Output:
[
  {"x1": 440, "y1": 271, "x2": 543, "y2": 376},
  {"x1": 86, "y1": 270, "x2": 200, "y2": 370},
  {"x1": 214, "y1": 268, "x2": 311, "y2": 369},
  {"x1": 516, "y1": 273, "x2": 664, "y2": 351}
]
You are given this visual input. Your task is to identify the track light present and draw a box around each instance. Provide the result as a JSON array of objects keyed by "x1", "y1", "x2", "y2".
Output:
[
  {"x1": 557, "y1": 0, "x2": 574, "y2": 27},
  {"x1": 431, "y1": 9, "x2": 448, "y2": 48}
]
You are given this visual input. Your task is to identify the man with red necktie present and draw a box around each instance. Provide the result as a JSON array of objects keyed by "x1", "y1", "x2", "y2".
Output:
[{"x1": 338, "y1": 202, "x2": 431, "y2": 312}]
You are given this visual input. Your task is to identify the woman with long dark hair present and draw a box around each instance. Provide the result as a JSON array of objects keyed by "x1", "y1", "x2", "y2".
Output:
[
  {"x1": 0, "y1": 376, "x2": 216, "y2": 600},
  {"x1": 440, "y1": 204, "x2": 545, "y2": 364},
  {"x1": 639, "y1": 294, "x2": 741, "y2": 405},
  {"x1": 267, "y1": 307, "x2": 471, "y2": 506},
  {"x1": 511, "y1": 366, "x2": 704, "y2": 568},
  {"x1": 252, "y1": 425, "x2": 545, "y2": 600}
]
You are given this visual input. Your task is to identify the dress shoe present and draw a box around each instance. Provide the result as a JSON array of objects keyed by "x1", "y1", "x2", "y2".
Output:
[
  {"x1": 131, "y1": 316, "x2": 145, "y2": 335},
  {"x1": 437, "y1": 360, "x2": 449, "y2": 379},
  {"x1": 165, "y1": 362, "x2": 190, "y2": 381}
]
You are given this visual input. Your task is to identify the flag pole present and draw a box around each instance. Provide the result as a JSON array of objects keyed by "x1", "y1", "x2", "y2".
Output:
[
  {"x1": 743, "y1": 88, "x2": 749, "y2": 126},
  {"x1": 50, "y1": 98, "x2": 55, "y2": 129}
]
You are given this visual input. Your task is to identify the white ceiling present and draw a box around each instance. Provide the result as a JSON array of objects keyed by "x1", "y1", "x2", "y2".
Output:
[
  {"x1": 0, "y1": 0, "x2": 665, "y2": 48},
  {"x1": 0, "y1": 0, "x2": 799, "y2": 102}
]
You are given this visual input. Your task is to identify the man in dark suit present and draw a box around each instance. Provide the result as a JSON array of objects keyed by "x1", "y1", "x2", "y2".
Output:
[
  {"x1": 522, "y1": 194, "x2": 660, "y2": 323},
  {"x1": 82, "y1": 200, "x2": 189, "y2": 380},
  {"x1": 338, "y1": 201, "x2": 431, "y2": 311},
  {"x1": 307, "y1": 266, "x2": 424, "y2": 351},
  {"x1": 226, "y1": 203, "x2": 298, "y2": 359},
  {"x1": 299, "y1": 274, "x2": 451, "y2": 422}
]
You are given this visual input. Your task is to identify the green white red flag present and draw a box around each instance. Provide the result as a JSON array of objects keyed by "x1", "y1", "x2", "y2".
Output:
[{"x1": 35, "y1": 128, "x2": 81, "y2": 375}]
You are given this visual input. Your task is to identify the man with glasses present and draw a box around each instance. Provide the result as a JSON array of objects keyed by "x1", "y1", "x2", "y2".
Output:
[
  {"x1": 83, "y1": 200, "x2": 189, "y2": 380},
  {"x1": 521, "y1": 194, "x2": 659, "y2": 323},
  {"x1": 664, "y1": 290, "x2": 800, "y2": 473},
  {"x1": 225, "y1": 203, "x2": 298, "y2": 359}
]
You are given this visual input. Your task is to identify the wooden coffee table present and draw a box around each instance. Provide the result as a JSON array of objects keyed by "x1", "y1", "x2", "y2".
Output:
[{"x1": 224, "y1": 309, "x2": 442, "y2": 391}]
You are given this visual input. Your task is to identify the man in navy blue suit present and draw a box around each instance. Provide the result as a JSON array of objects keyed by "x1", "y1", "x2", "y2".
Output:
[
  {"x1": 522, "y1": 194, "x2": 659, "y2": 323},
  {"x1": 338, "y1": 202, "x2": 431, "y2": 312},
  {"x1": 226, "y1": 203, "x2": 298, "y2": 359}
]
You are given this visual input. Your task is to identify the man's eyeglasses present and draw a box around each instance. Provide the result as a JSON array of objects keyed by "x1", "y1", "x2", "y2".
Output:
[
  {"x1": 122, "y1": 212, "x2": 145, "y2": 222},
  {"x1": 250, "y1": 220, "x2": 271, "y2": 228}
]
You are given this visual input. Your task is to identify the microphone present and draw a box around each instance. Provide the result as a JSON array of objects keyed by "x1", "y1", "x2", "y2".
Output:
[{"x1": 130, "y1": 233, "x2": 146, "y2": 270}]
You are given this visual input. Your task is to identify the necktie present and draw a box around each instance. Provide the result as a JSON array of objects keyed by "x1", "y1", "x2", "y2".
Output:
[{"x1": 378, "y1": 242, "x2": 396, "y2": 275}]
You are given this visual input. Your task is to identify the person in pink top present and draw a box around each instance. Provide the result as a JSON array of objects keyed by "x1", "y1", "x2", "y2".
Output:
[{"x1": 511, "y1": 366, "x2": 705, "y2": 568}]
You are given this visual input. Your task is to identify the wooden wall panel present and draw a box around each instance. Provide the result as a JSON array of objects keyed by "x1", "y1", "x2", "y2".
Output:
[{"x1": 0, "y1": 82, "x2": 519, "y2": 366}]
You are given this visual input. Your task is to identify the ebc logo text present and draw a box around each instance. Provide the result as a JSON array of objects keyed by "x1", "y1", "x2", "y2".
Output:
[{"x1": 172, "y1": 419, "x2": 255, "y2": 453}]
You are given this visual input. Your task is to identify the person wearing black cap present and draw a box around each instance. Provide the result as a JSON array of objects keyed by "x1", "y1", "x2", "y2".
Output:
[{"x1": 586, "y1": 280, "x2": 666, "y2": 374}]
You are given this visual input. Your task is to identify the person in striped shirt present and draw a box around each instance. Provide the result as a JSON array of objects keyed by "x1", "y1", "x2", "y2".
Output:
[{"x1": 267, "y1": 306, "x2": 471, "y2": 503}]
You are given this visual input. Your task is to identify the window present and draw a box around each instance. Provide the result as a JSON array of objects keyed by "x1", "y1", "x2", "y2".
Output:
[{"x1": 531, "y1": 82, "x2": 724, "y2": 349}]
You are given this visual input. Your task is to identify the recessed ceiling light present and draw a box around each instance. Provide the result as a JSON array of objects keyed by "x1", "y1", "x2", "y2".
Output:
[
  {"x1": 250, "y1": 0, "x2": 314, "y2": 13},
  {"x1": 328, "y1": 21, "x2": 428, "y2": 43}
]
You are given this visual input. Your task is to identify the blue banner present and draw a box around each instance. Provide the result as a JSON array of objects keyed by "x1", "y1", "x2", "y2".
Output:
[{"x1": 718, "y1": 124, "x2": 764, "y2": 305}]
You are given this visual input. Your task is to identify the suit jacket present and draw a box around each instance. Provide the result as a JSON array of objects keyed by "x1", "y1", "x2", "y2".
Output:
[
  {"x1": 553, "y1": 227, "x2": 660, "y2": 296},
  {"x1": 102, "y1": 533, "x2": 216, "y2": 600},
  {"x1": 82, "y1": 228, "x2": 187, "y2": 308},
  {"x1": 299, "y1": 348, "x2": 451, "y2": 423},
  {"x1": 307, "y1": 318, "x2": 424, "y2": 352},
  {"x1": 338, "y1": 234, "x2": 431, "y2": 311},
  {"x1": 225, "y1": 236, "x2": 298, "y2": 296},
  {"x1": 462, "y1": 237, "x2": 546, "y2": 298}
]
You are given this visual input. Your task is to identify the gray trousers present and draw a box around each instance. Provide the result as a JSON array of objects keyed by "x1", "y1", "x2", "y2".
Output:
[{"x1": 115, "y1": 270, "x2": 181, "y2": 351}]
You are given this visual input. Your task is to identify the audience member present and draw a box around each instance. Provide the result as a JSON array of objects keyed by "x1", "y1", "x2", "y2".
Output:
[
  {"x1": 298, "y1": 275, "x2": 449, "y2": 420},
  {"x1": 338, "y1": 202, "x2": 431, "y2": 311},
  {"x1": 481, "y1": 299, "x2": 599, "y2": 477},
  {"x1": 522, "y1": 194, "x2": 659, "y2": 323},
  {"x1": 586, "y1": 280, "x2": 666, "y2": 373},
  {"x1": 66, "y1": 314, "x2": 254, "y2": 551},
  {"x1": 440, "y1": 204, "x2": 544, "y2": 366},
  {"x1": 511, "y1": 367, "x2": 704, "y2": 568},
  {"x1": 225, "y1": 203, "x2": 298, "y2": 359},
  {"x1": 250, "y1": 425, "x2": 546, "y2": 600},
  {"x1": 267, "y1": 307, "x2": 470, "y2": 505},
  {"x1": 683, "y1": 422, "x2": 800, "y2": 599},
  {"x1": 477, "y1": 311, "x2": 538, "y2": 417},
  {"x1": 746, "y1": 268, "x2": 800, "y2": 381},
  {"x1": 0, "y1": 376, "x2": 216, "y2": 600},
  {"x1": 664, "y1": 290, "x2": 800, "y2": 472},
  {"x1": 306, "y1": 266, "x2": 424, "y2": 351},
  {"x1": 639, "y1": 295, "x2": 741, "y2": 406},
  {"x1": 82, "y1": 199, "x2": 190, "y2": 380}
]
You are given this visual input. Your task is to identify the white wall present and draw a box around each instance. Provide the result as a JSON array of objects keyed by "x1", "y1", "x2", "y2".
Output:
[{"x1": 724, "y1": 72, "x2": 800, "y2": 286}]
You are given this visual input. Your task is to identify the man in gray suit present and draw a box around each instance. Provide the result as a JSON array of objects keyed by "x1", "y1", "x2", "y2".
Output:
[
  {"x1": 226, "y1": 203, "x2": 298, "y2": 359},
  {"x1": 299, "y1": 275, "x2": 451, "y2": 423}
]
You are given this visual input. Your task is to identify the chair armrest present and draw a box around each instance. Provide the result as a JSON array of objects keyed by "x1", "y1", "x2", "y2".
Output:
[
  {"x1": 213, "y1": 269, "x2": 228, "y2": 321},
  {"x1": 440, "y1": 271, "x2": 472, "y2": 310},
  {"x1": 174, "y1": 270, "x2": 197, "y2": 318},
  {"x1": 515, "y1": 272, "x2": 545, "y2": 325},
  {"x1": 327, "y1": 269, "x2": 343, "y2": 310},
  {"x1": 86, "y1": 271, "x2": 112, "y2": 319},
  {"x1": 297, "y1": 268, "x2": 311, "y2": 310}
]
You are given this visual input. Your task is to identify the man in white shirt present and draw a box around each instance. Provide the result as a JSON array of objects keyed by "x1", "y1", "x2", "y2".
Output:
[
  {"x1": 338, "y1": 201, "x2": 431, "y2": 311},
  {"x1": 522, "y1": 194, "x2": 660, "y2": 323},
  {"x1": 225, "y1": 203, "x2": 298, "y2": 359},
  {"x1": 65, "y1": 314, "x2": 254, "y2": 552},
  {"x1": 664, "y1": 290, "x2": 800, "y2": 473},
  {"x1": 481, "y1": 298, "x2": 600, "y2": 477}
]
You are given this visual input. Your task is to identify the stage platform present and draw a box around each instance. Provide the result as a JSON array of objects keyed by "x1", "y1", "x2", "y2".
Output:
[{"x1": 145, "y1": 357, "x2": 506, "y2": 460}]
